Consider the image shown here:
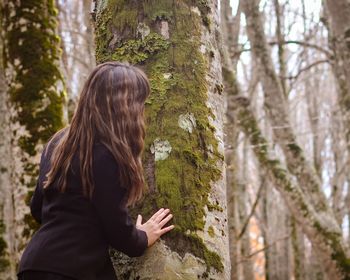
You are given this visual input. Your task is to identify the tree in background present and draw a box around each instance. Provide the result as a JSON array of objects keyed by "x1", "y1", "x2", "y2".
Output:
[
  {"x1": 240, "y1": 0, "x2": 350, "y2": 278},
  {"x1": 324, "y1": 0, "x2": 350, "y2": 146},
  {"x1": 57, "y1": 0, "x2": 96, "y2": 120},
  {"x1": 220, "y1": 0, "x2": 350, "y2": 278},
  {"x1": 1, "y1": 0, "x2": 66, "y2": 278},
  {"x1": 94, "y1": 0, "x2": 230, "y2": 279}
]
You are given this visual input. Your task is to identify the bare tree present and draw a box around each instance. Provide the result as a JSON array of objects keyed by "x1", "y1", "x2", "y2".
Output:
[
  {"x1": 58, "y1": 0, "x2": 95, "y2": 119},
  {"x1": 220, "y1": 1, "x2": 245, "y2": 279}
]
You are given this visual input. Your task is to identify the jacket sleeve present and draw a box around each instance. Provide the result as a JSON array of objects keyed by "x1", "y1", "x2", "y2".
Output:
[
  {"x1": 91, "y1": 149, "x2": 148, "y2": 257},
  {"x1": 30, "y1": 144, "x2": 49, "y2": 224},
  {"x1": 30, "y1": 130, "x2": 67, "y2": 224},
  {"x1": 30, "y1": 181, "x2": 43, "y2": 224}
]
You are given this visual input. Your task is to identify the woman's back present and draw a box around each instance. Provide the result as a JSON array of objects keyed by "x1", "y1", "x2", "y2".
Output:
[
  {"x1": 18, "y1": 62, "x2": 174, "y2": 280},
  {"x1": 19, "y1": 132, "x2": 148, "y2": 280}
]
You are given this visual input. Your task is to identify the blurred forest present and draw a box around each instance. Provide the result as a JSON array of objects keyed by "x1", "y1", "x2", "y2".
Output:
[{"x1": 1, "y1": 0, "x2": 350, "y2": 279}]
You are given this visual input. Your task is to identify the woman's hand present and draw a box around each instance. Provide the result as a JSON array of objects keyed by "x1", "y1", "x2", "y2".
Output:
[{"x1": 136, "y1": 208, "x2": 174, "y2": 247}]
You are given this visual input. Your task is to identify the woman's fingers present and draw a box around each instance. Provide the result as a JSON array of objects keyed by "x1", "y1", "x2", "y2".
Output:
[
  {"x1": 159, "y1": 213, "x2": 173, "y2": 228},
  {"x1": 154, "y1": 209, "x2": 170, "y2": 223},
  {"x1": 159, "y1": 225, "x2": 175, "y2": 235},
  {"x1": 137, "y1": 209, "x2": 174, "y2": 247},
  {"x1": 150, "y1": 208, "x2": 165, "y2": 221}
]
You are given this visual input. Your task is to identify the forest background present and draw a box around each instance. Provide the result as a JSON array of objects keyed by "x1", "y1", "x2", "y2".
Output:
[{"x1": 1, "y1": 0, "x2": 350, "y2": 279}]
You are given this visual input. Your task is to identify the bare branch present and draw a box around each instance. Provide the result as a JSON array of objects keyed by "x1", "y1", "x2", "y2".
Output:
[
  {"x1": 237, "y1": 177, "x2": 265, "y2": 240},
  {"x1": 269, "y1": 40, "x2": 333, "y2": 57},
  {"x1": 284, "y1": 59, "x2": 330, "y2": 80},
  {"x1": 236, "y1": 234, "x2": 291, "y2": 263}
]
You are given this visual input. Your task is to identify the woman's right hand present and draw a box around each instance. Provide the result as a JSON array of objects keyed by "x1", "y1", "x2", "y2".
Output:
[{"x1": 136, "y1": 208, "x2": 174, "y2": 247}]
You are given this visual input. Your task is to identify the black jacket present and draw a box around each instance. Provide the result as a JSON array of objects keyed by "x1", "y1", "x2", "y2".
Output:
[{"x1": 18, "y1": 135, "x2": 148, "y2": 280}]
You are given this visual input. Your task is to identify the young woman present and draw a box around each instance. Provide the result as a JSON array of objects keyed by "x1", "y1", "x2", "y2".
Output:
[{"x1": 17, "y1": 62, "x2": 174, "y2": 280}]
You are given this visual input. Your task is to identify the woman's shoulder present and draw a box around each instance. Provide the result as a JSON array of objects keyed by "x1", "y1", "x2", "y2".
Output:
[
  {"x1": 51, "y1": 126, "x2": 68, "y2": 143},
  {"x1": 43, "y1": 127, "x2": 68, "y2": 153}
]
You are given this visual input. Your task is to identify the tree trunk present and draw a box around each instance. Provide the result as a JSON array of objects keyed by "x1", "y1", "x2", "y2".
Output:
[
  {"x1": 290, "y1": 217, "x2": 306, "y2": 280},
  {"x1": 1, "y1": 0, "x2": 66, "y2": 273},
  {"x1": 94, "y1": 0, "x2": 230, "y2": 279},
  {"x1": 220, "y1": 1, "x2": 243, "y2": 279},
  {"x1": 0, "y1": 11, "x2": 14, "y2": 278},
  {"x1": 324, "y1": 0, "x2": 350, "y2": 146},
  {"x1": 57, "y1": 0, "x2": 95, "y2": 120},
  {"x1": 272, "y1": 0, "x2": 287, "y2": 98},
  {"x1": 238, "y1": 140, "x2": 255, "y2": 280},
  {"x1": 224, "y1": 122, "x2": 241, "y2": 280}
]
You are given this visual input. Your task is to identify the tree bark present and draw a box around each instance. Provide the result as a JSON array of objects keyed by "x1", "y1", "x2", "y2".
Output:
[
  {"x1": 262, "y1": 183, "x2": 292, "y2": 280},
  {"x1": 290, "y1": 217, "x2": 306, "y2": 280},
  {"x1": 238, "y1": 140, "x2": 255, "y2": 280},
  {"x1": 94, "y1": 0, "x2": 230, "y2": 279},
  {"x1": 273, "y1": 0, "x2": 287, "y2": 97},
  {"x1": 0, "y1": 9, "x2": 14, "y2": 277},
  {"x1": 220, "y1": 1, "x2": 243, "y2": 279},
  {"x1": 324, "y1": 0, "x2": 350, "y2": 146},
  {"x1": 1, "y1": 0, "x2": 66, "y2": 273}
]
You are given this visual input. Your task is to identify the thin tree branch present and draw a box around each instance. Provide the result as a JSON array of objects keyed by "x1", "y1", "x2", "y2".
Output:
[
  {"x1": 269, "y1": 40, "x2": 333, "y2": 57},
  {"x1": 237, "y1": 177, "x2": 265, "y2": 240},
  {"x1": 236, "y1": 234, "x2": 291, "y2": 263},
  {"x1": 233, "y1": 40, "x2": 333, "y2": 58},
  {"x1": 283, "y1": 59, "x2": 330, "y2": 80}
]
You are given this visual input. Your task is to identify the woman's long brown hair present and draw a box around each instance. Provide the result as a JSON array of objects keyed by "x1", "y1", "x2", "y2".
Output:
[{"x1": 43, "y1": 61, "x2": 150, "y2": 206}]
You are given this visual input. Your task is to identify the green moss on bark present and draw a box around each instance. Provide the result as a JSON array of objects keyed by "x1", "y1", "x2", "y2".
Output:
[
  {"x1": 0, "y1": 219, "x2": 9, "y2": 272},
  {"x1": 2, "y1": 0, "x2": 65, "y2": 236},
  {"x1": 95, "y1": 0, "x2": 223, "y2": 273},
  {"x1": 313, "y1": 221, "x2": 350, "y2": 278},
  {"x1": 208, "y1": 226, "x2": 215, "y2": 237},
  {"x1": 111, "y1": 33, "x2": 169, "y2": 64}
]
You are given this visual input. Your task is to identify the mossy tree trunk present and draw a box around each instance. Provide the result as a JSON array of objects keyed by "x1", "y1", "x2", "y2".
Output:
[
  {"x1": 290, "y1": 217, "x2": 306, "y2": 280},
  {"x1": 1, "y1": 0, "x2": 66, "y2": 274},
  {"x1": 0, "y1": 9, "x2": 14, "y2": 278},
  {"x1": 94, "y1": 0, "x2": 230, "y2": 279}
]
